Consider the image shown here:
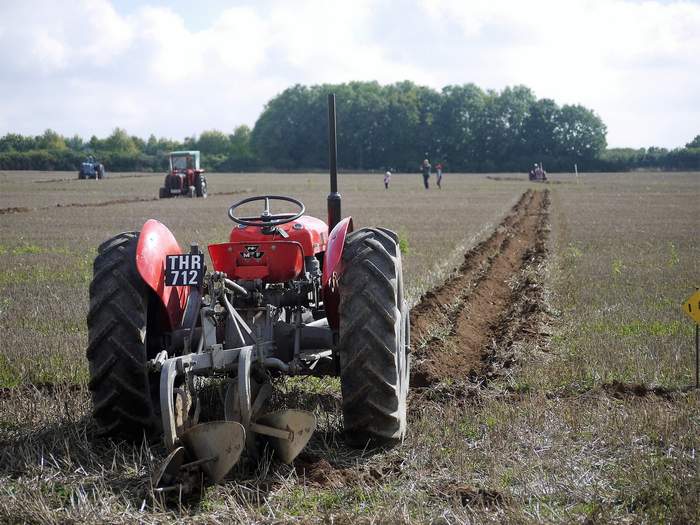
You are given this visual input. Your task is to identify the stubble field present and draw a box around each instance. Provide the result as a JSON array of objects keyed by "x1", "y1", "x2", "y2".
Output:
[{"x1": 0, "y1": 169, "x2": 697, "y2": 523}]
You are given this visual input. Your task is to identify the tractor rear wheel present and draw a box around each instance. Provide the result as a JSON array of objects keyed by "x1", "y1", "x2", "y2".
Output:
[
  {"x1": 86, "y1": 231, "x2": 161, "y2": 440},
  {"x1": 195, "y1": 175, "x2": 207, "y2": 198},
  {"x1": 337, "y1": 227, "x2": 408, "y2": 446}
]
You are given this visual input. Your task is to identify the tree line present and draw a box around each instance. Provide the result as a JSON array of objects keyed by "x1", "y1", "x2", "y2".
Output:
[
  {"x1": 252, "y1": 82, "x2": 610, "y2": 172},
  {"x1": 0, "y1": 127, "x2": 255, "y2": 172},
  {"x1": 0, "y1": 81, "x2": 698, "y2": 172}
]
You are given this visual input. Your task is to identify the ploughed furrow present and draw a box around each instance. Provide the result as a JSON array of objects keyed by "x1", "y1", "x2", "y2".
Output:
[
  {"x1": 1, "y1": 198, "x2": 157, "y2": 215},
  {"x1": 1, "y1": 189, "x2": 254, "y2": 215},
  {"x1": 410, "y1": 189, "x2": 548, "y2": 387}
]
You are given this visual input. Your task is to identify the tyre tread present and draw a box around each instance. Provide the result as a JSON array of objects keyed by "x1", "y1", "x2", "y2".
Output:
[
  {"x1": 337, "y1": 227, "x2": 407, "y2": 446},
  {"x1": 86, "y1": 232, "x2": 160, "y2": 440}
]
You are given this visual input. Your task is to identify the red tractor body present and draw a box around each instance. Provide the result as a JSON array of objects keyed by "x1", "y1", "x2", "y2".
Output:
[
  {"x1": 210, "y1": 215, "x2": 329, "y2": 283},
  {"x1": 136, "y1": 219, "x2": 191, "y2": 329},
  {"x1": 227, "y1": 214, "x2": 328, "y2": 254},
  {"x1": 136, "y1": 214, "x2": 353, "y2": 330},
  {"x1": 209, "y1": 241, "x2": 305, "y2": 282}
]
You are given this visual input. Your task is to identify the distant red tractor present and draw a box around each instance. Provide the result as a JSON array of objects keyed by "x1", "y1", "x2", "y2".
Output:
[
  {"x1": 528, "y1": 163, "x2": 548, "y2": 182},
  {"x1": 87, "y1": 95, "x2": 409, "y2": 491},
  {"x1": 159, "y1": 150, "x2": 208, "y2": 198}
]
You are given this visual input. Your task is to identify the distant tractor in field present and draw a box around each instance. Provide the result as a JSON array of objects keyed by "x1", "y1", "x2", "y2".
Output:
[
  {"x1": 528, "y1": 163, "x2": 548, "y2": 182},
  {"x1": 78, "y1": 156, "x2": 106, "y2": 179},
  {"x1": 159, "y1": 150, "x2": 207, "y2": 198}
]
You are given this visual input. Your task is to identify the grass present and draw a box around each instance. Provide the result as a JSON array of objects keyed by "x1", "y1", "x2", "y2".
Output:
[{"x1": 0, "y1": 169, "x2": 698, "y2": 523}]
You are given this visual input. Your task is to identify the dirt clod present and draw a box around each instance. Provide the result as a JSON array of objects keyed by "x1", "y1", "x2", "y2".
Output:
[
  {"x1": 601, "y1": 380, "x2": 689, "y2": 400},
  {"x1": 0, "y1": 207, "x2": 30, "y2": 215},
  {"x1": 451, "y1": 485, "x2": 505, "y2": 508},
  {"x1": 294, "y1": 455, "x2": 362, "y2": 488}
]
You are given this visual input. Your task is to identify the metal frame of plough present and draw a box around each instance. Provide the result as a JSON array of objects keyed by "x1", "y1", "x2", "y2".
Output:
[{"x1": 149, "y1": 260, "x2": 332, "y2": 486}]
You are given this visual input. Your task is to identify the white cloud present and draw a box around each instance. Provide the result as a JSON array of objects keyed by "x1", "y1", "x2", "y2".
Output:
[
  {"x1": 31, "y1": 33, "x2": 68, "y2": 72},
  {"x1": 204, "y1": 8, "x2": 269, "y2": 73},
  {"x1": 0, "y1": 0, "x2": 132, "y2": 74},
  {"x1": 77, "y1": 0, "x2": 133, "y2": 65},
  {"x1": 420, "y1": 0, "x2": 700, "y2": 146},
  {"x1": 132, "y1": 6, "x2": 205, "y2": 81},
  {"x1": 0, "y1": 0, "x2": 697, "y2": 147}
]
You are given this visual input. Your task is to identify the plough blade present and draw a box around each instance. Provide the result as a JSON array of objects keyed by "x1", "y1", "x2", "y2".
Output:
[
  {"x1": 255, "y1": 410, "x2": 316, "y2": 464},
  {"x1": 152, "y1": 446, "x2": 186, "y2": 489},
  {"x1": 180, "y1": 421, "x2": 246, "y2": 483}
]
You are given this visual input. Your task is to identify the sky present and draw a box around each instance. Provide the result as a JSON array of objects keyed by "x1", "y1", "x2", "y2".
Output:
[{"x1": 0, "y1": 0, "x2": 698, "y2": 149}]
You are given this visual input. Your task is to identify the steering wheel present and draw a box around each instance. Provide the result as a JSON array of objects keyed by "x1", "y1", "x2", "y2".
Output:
[{"x1": 228, "y1": 195, "x2": 306, "y2": 227}]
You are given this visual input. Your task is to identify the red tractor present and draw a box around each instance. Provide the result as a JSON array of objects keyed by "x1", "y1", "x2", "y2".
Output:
[
  {"x1": 87, "y1": 95, "x2": 409, "y2": 490},
  {"x1": 159, "y1": 150, "x2": 208, "y2": 198},
  {"x1": 528, "y1": 163, "x2": 548, "y2": 182}
]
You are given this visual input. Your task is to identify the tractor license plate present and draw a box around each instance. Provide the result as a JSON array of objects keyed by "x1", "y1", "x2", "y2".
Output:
[{"x1": 165, "y1": 254, "x2": 203, "y2": 287}]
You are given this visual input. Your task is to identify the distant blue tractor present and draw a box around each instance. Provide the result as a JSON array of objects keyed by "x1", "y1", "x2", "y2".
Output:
[{"x1": 78, "y1": 157, "x2": 106, "y2": 180}]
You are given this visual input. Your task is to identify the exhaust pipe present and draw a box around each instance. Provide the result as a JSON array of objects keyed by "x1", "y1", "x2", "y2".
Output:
[{"x1": 327, "y1": 93, "x2": 341, "y2": 231}]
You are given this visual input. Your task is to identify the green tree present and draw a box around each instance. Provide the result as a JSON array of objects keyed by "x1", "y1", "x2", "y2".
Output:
[
  {"x1": 0, "y1": 133, "x2": 36, "y2": 152},
  {"x1": 251, "y1": 84, "x2": 326, "y2": 169},
  {"x1": 379, "y1": 82, "x2": 423, "y2": 170},
  {"x1": 130, "y1": 135, "x2": 146, "y2": 152},
  {"x1": 144, "y1": 135, "x2": 180, "y2": 156},
  {"x1": 182, "y1": 136, "x2": 197, "y2": 150},
  {"x1": 197, "y1": 130, "x2": 230, "y2": 155},
  {"x1": 229, "y1": 125, "x2": 254, "y2": 160},
  {"x1": 36, "y1": 129, "x2": 67, "y2": 150},
  {"x1": 494, "y1": 85, "x2": 537, "y2": 162},
  {"x1": 145, "y1": 134, "x2": 159, "y2": 155},
  {"x1": 685, "y1": 135, "x2": 700, "y2": 148},
  {"x1": 554, "y1": 105, "x2": 607, "y2": 162},
  {"x1": 65, "y1": 134, "x2": 84, "y2": 151},
  {"x1": 435, "y1": 84, "x2": 486, "y2": 170},
  {"x1": 523, "y1": 98, "x2": 560, "y2": 163},
  {"x1": 102, "y1": 128, "x2": 138, "y2": 154},
  {"x1": 88, "y1": 135, "x2": 100, "y2": 152},
  {"x1": 329, "y1": 81, "x2": 386, "y2": 170}
]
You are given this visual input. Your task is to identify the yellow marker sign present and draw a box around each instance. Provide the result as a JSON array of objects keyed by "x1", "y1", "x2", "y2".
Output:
[{"x1": 682, "y1": 290, "x2": 700, "y2": 324}]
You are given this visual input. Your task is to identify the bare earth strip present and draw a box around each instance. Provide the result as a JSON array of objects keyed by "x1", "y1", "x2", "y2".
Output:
[
  {"x1": 410, "y1": 189, "x2": 549, "y2": 387},
  {"x1": 0, "y1": 197, "x2": 157, "y2": 214}
]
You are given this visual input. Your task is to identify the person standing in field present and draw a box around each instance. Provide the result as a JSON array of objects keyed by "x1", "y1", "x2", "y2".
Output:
[
  {"x1": 537, "y1": 164, "x2": 548, "y2": 181},
  {"x1": 384, "y1": 170, "x2": 392, "y2": 190},
  {"x1": 421, "y1": 158, "x2": 431, "y2": 189},
  {"x1": 435, "y1": 163, "x2": 443, "y2": 189}
]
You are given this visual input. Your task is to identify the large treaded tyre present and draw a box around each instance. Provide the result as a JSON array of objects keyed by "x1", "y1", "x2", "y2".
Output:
[
  {"x1": 337, "y1": 227, "x2": 409, "y2": 447},
  {"x1": 195, "y1": 175, "x2": 207, "y2": 198},
  {"x1": 86, "y1": 231, "x2": 161, "y2": 440}
]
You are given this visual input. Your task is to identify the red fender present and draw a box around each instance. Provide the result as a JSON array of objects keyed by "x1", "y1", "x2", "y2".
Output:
[
  {"x1": 322, "y1": 217, "x2": 353, "y2": 330},
  {"x1": 136, "y1": 219, "x2": 189, "y2": 329}
]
